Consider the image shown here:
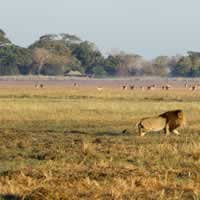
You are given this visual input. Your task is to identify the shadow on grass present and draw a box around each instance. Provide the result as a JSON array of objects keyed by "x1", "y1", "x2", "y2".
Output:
[
  {"x1": 0, "y1": 194, "x2": 21, "y2": 200},
  {"x1": 64, "y1": 129, "x2": 132, "y2": 137},
  {"x1": 64, "y1": 130, "x2": 88, "y2": 135},
  {"x1": 95, "y1": 131, "x2": 131, "y2": 137}
]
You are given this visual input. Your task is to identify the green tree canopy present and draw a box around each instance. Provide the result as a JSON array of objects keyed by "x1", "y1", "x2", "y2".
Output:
[
  {"x1": 0, "y1": 29, "x2": 11, "y2": 45},
  {"x1": 172, "y1": 56, "x2": 192, "y2": 76},
  {"x1": 152, "y1": 56, "x2": 171, "y2": 76},
  {"x1": 29, "y1": 34, "x2": 81, "y2": 75},
  {"x1": 71, "y1": 41, "x2": 104, "y2": 73},
  {"x1": 1, "y1": 29, "x2": 200, "y2": 77}
]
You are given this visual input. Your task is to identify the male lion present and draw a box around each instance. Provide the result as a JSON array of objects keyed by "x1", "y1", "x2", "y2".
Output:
[{"x1": 137, "y1": 109, "x2": 186, "y2": 136}]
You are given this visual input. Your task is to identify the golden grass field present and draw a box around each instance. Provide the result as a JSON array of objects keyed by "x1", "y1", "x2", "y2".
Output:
[{"x1": 0, "y1": 84, "x2": 199, "y2": 200}]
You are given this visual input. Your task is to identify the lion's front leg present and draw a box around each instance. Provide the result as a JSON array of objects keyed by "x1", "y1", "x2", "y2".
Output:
[{"x1": 164, "y1": 124, "x2": 170, "y2": 136}]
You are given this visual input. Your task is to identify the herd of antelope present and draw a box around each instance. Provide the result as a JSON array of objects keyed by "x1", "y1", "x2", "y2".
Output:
[
  {"x1": 94, "y1": 83, "x2": 200, "y2": 91},
  {"x1": 35, "y1": 83, "x2": 44, "y2": 88},
  {"x1": 121, "y1": 83, "x2": 200, "y2": 91},
  {"x1": 34, "y1": 81, "x2": 200, "y2": 91}
]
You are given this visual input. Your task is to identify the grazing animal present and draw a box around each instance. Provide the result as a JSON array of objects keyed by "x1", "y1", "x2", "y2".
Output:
[
  {"x1": 73, "y1": 82, "x2": 78, "y2": 87},
  {"x1": 35, "y1": 83, "x2": 44, "y2": 88},
  {"x1": 140, "y1": 86, "x2": 145, "y2": 90},
  {"x1": 136, "y1": 110, "x2": 186, "y2": 136},
  {"x1": 162, "y1": 86, "x2": 165, "y2": 90},
  {"x1": 35, "y1": 84, "x2": 39, "y2": 88},
  {"x1": 147, "y1": 84, "x2": 156, "y2": 90},
  {"x1": 40, "y1": 84, "x2": 44, "y2": 88},
  {"x1": 191, "y1": 85, "x2": 198, "y2": 91},
  {"x1": 122, "y1": 85, "x2": 128, "y2": 90},
  {"x1": 162, "y1": 84, "x2": 171, "y2": 90},
  {"x1": 97, "y1": 87, "x2": 103, "y2": 91},
  {"x1": 130, "y1": 85, "x2": 135, "y2": 90}
]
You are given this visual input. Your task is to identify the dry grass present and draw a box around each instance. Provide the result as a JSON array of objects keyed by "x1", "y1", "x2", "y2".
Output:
[{"x1": 0, "y1": 86, "x2": 199, "y2": 199}]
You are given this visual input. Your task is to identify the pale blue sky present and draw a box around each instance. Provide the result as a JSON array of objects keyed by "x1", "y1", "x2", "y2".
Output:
[{"x1": 0, "y1": 0, "x2": 200, "y2": 58}]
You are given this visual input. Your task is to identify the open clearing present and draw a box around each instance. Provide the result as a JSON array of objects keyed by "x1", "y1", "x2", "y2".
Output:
[{"x1": 0, "y1": 79, "x2": 199, "y2": 200}]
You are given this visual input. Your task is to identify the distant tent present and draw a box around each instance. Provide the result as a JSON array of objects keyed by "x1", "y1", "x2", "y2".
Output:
[{"x1": 64, "y1": 70, "x2": 87, "y2": 77}]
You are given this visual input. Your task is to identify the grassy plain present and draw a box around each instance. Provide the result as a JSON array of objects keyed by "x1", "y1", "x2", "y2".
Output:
[{"x1": 0, "y1": 85, "x2": 199, "y2": 200}]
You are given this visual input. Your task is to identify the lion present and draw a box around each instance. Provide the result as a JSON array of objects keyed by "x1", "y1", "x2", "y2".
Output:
[{"x1": 136, "y1": 109, "x2": 186, "y2": 136}]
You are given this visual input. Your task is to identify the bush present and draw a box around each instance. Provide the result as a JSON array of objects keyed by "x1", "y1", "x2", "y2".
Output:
[{"x1": 92, "y1": 66, "x2": 107, "y2": 77}]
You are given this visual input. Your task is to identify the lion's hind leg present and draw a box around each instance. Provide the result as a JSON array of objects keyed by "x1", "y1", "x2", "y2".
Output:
[
  {"x1": 138, "y1": 124, "x2": 146, "y2": 137},
  {"x1": 172, "y1": 129, "x2": 180, "y2": 135},
  {"x1": 164, "y1": 123, "x2": 170, "y2": 136}
]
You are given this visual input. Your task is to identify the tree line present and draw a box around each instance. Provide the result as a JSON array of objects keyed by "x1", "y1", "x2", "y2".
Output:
[{"x1": 0, "y1": 29, "x2": 199, "y2": 77}]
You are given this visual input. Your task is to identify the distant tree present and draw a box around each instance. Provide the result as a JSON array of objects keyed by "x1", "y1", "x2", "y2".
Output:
[
  {"x1": 103, "y1": 55, "x2": 120, "y2": 75},
  {"x1": 188, "y1": 51, "x2": 200, "y2": 60},
  {"x1": 3, "y1": 29, "x2": 200, "y2": 77},
  {"x1": 187, "y1": 51, "x2": 200, "y2": 76},
  {"x1": 32, "y1": 47, "x2": 76, "y2": 75},
  {"x1": 29, "y1": 34, "x2": 81, "y2": 75},
  {"x1": 92, "y1": 66, "x2": 107, "y2": 77},
  {"x1": 41, "y1": 53, "x2": 72, "y2": 75},
  {"x1": 71, "y1": 41, "x2": 104, "y2": 73},
  {"x1": 0, "y1": 64, "x2": 19, "y2": 75},
  {"x1": 152, "y1": 56, "x2": 171, "y2": 76},
  {"x1": 32, "y1": 48, "x2": 50, "y2": 74},
  {"x1": 60, "y1": 33, "x2": 81, "y2": 45},
  {"x1": 30, "y1": 37, "x2": 70, "y2": 55},
  {"x1": 30, "y1": 34, "x2": 106, "y2": 75},
  {"x1": 171, "y1": 52, "x2": 200, "y2": 77},
  {"x1": 106, "y1": 52, "x2": 145, "y2": 76},
  {"x1": 0, "y1": 46, "x2": 19, "y2": 75},
  {"x1": 0, "y1": 29, "x2": 4, "y2": 35},
  {"x1": 125, "y1": 54, "x2": 147, "y2": 76},
  {"x1": 0, "y1": 29, "x2": 11, "y2": 45},
  {"x1": 8, "y1": 47, "x2": 32, "y2": 75},
  {"x1": 142, "y1": 62, "x2": 155, "y2": 76},
  {"x1": 172, "y1": 56, "x2": 192, "y2": 76},
  {"x1": 39, "y1": 34, "x2": 58, "y2": 41}
]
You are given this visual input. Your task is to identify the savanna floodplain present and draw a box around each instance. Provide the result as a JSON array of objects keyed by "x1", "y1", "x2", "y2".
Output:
[{"x1": 0, "y1": 82, "x2": 199, "y2": 200}]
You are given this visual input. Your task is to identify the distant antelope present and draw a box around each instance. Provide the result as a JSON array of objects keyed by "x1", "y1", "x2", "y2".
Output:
[
  {"x1": 35, "y1": 84, "x2": 39, "y2": 88},
  {"x1": 165, "y1": 85, "x2": 171, "y2": 90},
  {"x1": 35, "y1": 83, "x2": 44, "y2": 88},
  {"x1": 191, "y1": 85, "x2": 198, "y2": 91},
  {"x1": 130, "y1": 85, "x2": 135, "y2": 90},
  {"x1": 122, "y1": 85, "x2": 128, "y2": 90},
  {"x1": 140, "y1": 86, "x2": 145, "y2": 91},
  {"x1": 162, "y1": 84, "x2": 171, "y2": 90},
  {"x1": 73, "y1": 82, "x2": 78, "y2": 87},
  {"x1": 40, "y1": 84, "x2": 44, "y2": 88},
  {"x1": 97, "y1": 87, "x2": 103, "y2": 91},
  {"x1": 147, "y1": 84, "x2": 156, "y2": 90}
]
